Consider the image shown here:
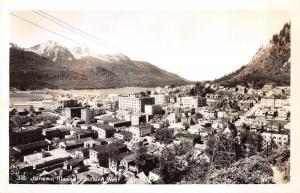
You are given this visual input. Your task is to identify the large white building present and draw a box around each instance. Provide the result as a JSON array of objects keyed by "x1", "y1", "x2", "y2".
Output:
[
  {"x1": 118, "y1": 97, "x2": 155, "y2": 113},
  {"x1": 179, "y1": 97, "x2": 206, "y2": 108},
  {"x1": 150, "y1": 94, "x2": 170, "y2": 105}
]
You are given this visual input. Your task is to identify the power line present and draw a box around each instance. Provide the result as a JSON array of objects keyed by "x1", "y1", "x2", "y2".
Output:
[
  {"x1": 10, "y1": 12, "x2": 113, "y2": 62},
  {"x1": 34, "y1": 10, "x2": 120, "y2": 52},
  {"x1": 10, "y1": 13, "x2": 85, "y2": 47}
]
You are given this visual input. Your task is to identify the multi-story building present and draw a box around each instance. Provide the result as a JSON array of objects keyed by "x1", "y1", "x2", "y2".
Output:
[
  {"x1": 126, "y1": 124, "x2": 153, "y2": 137},
  {"x1": 178, "y1": 96, "x2": 206, "y2": 108},
  {"x1": 206, "y1": 94, "x2": 223, "y2": 108},
  {"x1": 124, "y1": 113, "x2": 147, "y2": 125},
  {"x1": 91, "y1": 124, "x2": 115, "y2": 139},
  {"x1": 63, "y1": 107, "x2": 82, "y2": 119},
  {"x1": 150, "y1": 94, "x2": 170, "y2": 105},
  {"x1": 81, "y1": 108, "x2": 95, "y2": 124},
  {"x1": 118, "y1": 97, "x2": 155, "y2": 113}
]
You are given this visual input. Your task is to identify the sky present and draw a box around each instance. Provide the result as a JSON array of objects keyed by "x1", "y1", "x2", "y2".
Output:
[{"x1": 10, "y1": 10, "x2": 290, "y2": 81}]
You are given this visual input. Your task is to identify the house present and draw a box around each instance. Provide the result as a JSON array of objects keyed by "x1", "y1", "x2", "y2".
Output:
[
  {"x1": 217, "y1": 111, "x2": 228, "y2": 118},
  {"x1": 120, "y1": 153, "x2": 137, "y2": 173},
  {"x1": 245, "y1": 116, "x2": 256, "y2": 126},
  {"x1": 238, "y1": 100, "x2": 254, "y2": 111},
  {"x1": 202, "y1": 108, "x2": 217, "y2": 119},
  {"x1": 255, "y1": 107, "x2": 269, "y2": 117},
  {"x1": 167, "y1": 113, "x2": 181, "y2": 125},
  {"x1": 108, "y1": 151, "x2": 134, "y2": 173}
]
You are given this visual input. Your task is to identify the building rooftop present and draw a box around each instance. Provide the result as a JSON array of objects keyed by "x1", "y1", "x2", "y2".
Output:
[
  {"x1": 13, "y1": 140, "x2": 49, "y2": 152},
  {"x1": 61, "y1": 137, "x2": 93, "y2": 147},
  {"x1": 24, "y1": 148, "x2": 71, "y2": 166},
  {"x1": 12, "y1": 126, "x2": 42, "y2": 133},
  {"x1": 90, "y1": 142, "x2": 127, "y2": 154},
  {"x1": 110, "y1": 151, "x2": 133, "y2": 162},
  {"x1": 92, "y1": 123, "x2": 114, "y2": 130}
]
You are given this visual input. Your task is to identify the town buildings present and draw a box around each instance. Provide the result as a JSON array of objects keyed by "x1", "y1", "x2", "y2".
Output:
[{"x1": 9, "y1": 83, "x2": 291, "y2": 184}]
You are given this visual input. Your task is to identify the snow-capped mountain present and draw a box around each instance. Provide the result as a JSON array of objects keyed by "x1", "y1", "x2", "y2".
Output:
[
  {"x1": 29, "y1": 40, "x2": 131, "y2": 64},
  {"x1": 99, "y1": 53, "x2": 132, "y2": 63},
  {"x1": 29, "y1": 40, "x2": 74, "y2": 62},
  {"x1": 70, "y1": 45, "x2": 131, "y2": 63},
  {"x1": 10, "y1": 41, "x2": 188, "y2": 89}
]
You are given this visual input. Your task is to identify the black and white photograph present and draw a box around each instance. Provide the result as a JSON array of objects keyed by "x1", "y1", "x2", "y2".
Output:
[{"x1": 1, "y1": 0, "x2": 300, "y2": 192}]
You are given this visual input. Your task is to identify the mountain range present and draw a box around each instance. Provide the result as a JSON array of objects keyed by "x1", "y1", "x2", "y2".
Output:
[
  {"x1": 214, "y1": 22, "x2": 290, "y2": 89},
  {"x1": 10, "y1": 41, "x2": 189, "y2": 90}
]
